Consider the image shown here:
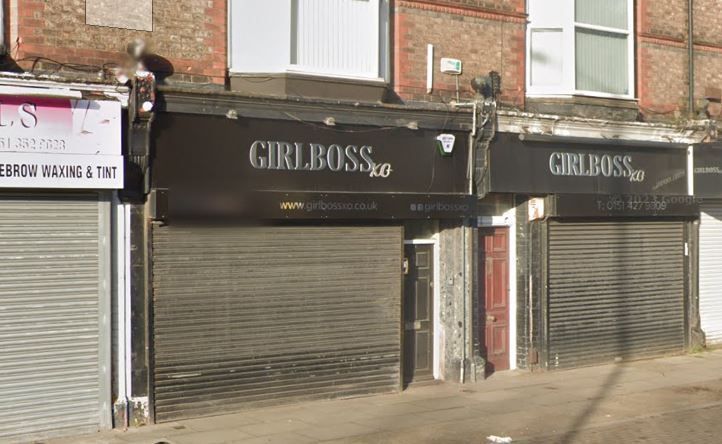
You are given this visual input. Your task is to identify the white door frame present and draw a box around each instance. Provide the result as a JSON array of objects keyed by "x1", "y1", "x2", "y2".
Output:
[
  {"x1": 478, "y1": 208, "x2": 518, "y2": 370},
  {"x1": 403, "y1": 238, "x2": 441, "y2": 379}
]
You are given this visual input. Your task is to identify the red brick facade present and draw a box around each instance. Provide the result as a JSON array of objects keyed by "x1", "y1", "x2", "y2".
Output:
[
  {"x1": 3, "y1": 0, "x2": 722, "y2": 122},
  {"x1": 391, "y1": 0, "x2": 722, "y2": 121},
  {"x1": 392, "y1": 0, "x2": 526, "y2": 107},
  {"x1": 10, "y1": 0, "x2": 226, "y2": 84},
  {"x1": 637, "y1": 0, "x2": 722, "y2": 120}
]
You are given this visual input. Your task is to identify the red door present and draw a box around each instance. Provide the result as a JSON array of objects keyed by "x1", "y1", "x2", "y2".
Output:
[{"x1": 480, "y1": 227, "x2": 509, "y2": 374}]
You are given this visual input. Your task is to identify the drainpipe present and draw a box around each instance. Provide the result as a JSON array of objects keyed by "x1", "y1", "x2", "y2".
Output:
[
  {"x1": 461, "y1": 225, "x2": 467, "y2": 383},
  {"x1": 688, "y1": 0, "x2": 695, "y2": 118},
  {"x1": 0, "y1": 2, "x2": 5, "y2": 55},
  {"x1": 113, "y1": 197, "x2": 132, "y2": 428}
]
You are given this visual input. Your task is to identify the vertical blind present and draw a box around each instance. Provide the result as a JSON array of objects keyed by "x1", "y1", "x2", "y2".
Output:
[
  {"x1": 528, "y1": 0, "x2": 631, "y2": 95},
  {"x1": 293, "y1": 0, "x2": 380, "y2": 78},
  {"x1": 575, "y1": 29, "x2": 628, "y2": 95},
  {"x1": 574, "y1": 0, "x2": 629, "y2": 95},
  {"x1": 575, "y1": 0, "x2": 628, "y2": 29},
  {"x1": 229, "y1": 0, "x2": 384, "y2": 79}
]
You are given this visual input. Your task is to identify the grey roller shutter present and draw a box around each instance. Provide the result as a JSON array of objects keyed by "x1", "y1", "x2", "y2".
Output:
[
  {"x1": 547, "y1": 220, "x2": 686, "y2": 369},
  {"x1": 0, "y1": 194, "x2": 109, "y2": 441},
  {"x1": 700, "y1": 202, "x2": 722, "y2": 344},
  {"x1": 152, "y1": 225, "x2": 402, "y2": 422}
]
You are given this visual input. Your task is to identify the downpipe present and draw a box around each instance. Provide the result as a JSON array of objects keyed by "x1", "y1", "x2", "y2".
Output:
[
  {"x1": 452, "y1": 101, "x2": 480, "y2": 383},
  {"x1": 688, "y1": 0, "x2": 695, "y2": 118},
  {"x1": 112, "y1": 196, "x2": 132, "y2": 428}
]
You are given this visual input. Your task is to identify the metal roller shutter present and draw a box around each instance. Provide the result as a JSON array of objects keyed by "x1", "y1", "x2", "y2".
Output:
[
  {"x1": 152, "y1": 225, "x2": 402, "y2": 422},
  {"x1": 0, "y1": 194, "x2": 109, "y2": 441},
  {"x1": 547, "y1": 220, "x2": 686, "y2": 369},
  {"x1": 700, "y1": 202, "x2": 722, "y2": 344}
]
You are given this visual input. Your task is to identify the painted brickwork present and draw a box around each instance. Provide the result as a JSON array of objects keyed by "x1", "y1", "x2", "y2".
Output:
[{"x1": 10, "y1": 0, "x2": 226, "y2": 85}]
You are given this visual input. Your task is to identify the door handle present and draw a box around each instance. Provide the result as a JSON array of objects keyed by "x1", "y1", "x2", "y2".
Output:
[{"x1": 486, "y1": 315, "x2": 496, "y2": 322}]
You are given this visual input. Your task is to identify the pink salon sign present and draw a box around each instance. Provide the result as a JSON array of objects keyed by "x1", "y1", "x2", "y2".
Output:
[{"x1": 0, "y1": 95, "x2": 122, "y2": 189}]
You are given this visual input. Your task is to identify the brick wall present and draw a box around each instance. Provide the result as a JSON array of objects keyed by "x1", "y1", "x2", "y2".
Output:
[
  {"x1": 637, "y1": 0, "x2": 722, "y2": 121},
  {"x1": 420, "y1": 0, "x2": 523, "y2": 13},
  {"x1": 7, "y1": 0, "x2": 720, "y2": 118},
  {"x1": 10, "y1": 0, "x2": 226, "y2": 85},
  {"x1": 638, "y1": 41, "x2": 689, "y2": 118},
  {"x1": 392, "y1": 0, "x2": 526, "y2": 107},
  {"x1": 693, "y1": 0, "x2": 722, "y2": 113},
  {"x1": 694, "y1": 0, "x2": 722, "y2": 47},
  {"x1": 640, "y1": 0, "x2": 687, "y2": 41}
]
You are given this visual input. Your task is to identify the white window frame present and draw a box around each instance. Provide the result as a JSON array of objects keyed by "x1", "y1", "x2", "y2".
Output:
[
  {"x1": 526, "y1": 0, "x2": 635, "y2": 100},
  {"x1": 228, "y1": 0, "x2": 390, "y2": 83}
]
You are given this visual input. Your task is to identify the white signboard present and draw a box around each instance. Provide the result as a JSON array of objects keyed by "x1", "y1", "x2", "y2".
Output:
[
  {"x1": 0, "y1": 95, "x2": 122, "y2": 189},
  {"x1": 528, "y1": 197, "x2": 545, "y2": 221},
  {"x1": 0, "y1": 152, "x2": 123, "y2": 189}
]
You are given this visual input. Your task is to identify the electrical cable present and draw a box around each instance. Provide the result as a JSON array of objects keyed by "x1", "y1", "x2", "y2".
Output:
[{"x1": 281, "y1": 111, "x2": 400, "y2": 133}]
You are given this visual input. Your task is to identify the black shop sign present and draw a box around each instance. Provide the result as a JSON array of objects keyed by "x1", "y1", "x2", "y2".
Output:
[
  {"x1": 548, "y1": 194, "x2": 701, "y2": 218},
  {"x1": 152, "y1": 113, "x2": 472, "y2": 219},
  {"x1": 489, "y1": 133, "x2": 689, "y2": 196},
  {"x1": 693, "y1": 142, "x2": 722, "y2": 198}
]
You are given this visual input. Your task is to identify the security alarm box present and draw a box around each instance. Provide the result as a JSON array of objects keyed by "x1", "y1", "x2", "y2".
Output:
[{"x1": 440, "y1": 58, "x2": 462, "y2": 75}]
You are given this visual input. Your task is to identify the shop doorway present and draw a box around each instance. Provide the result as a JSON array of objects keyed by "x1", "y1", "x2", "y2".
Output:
[
  {"x1": 403, "y1": 243, "x2": 435, "y2": 386},
  {"x1": 479, "y1": 227, "x2": 510, "y2": 375}
]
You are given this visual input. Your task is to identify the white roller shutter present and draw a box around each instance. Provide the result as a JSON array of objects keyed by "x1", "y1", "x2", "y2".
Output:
[
  {"x1": 700, "y1": 201, "x2": 722, "y2": 344},
  {"x1": 0, "y1": 194, "x2": 110, "y2": 441}
]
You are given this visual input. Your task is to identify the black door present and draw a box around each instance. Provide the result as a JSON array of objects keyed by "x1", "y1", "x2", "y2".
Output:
[{"x1": 403, "y1": 243, "x2": 434, "y2": 386}]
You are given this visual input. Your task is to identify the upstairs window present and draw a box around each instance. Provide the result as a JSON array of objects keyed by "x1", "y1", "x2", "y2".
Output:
[
  {"x1": 230, "y1": 0, "x2": 389, "y2": 81},
  {"x1": 527, "y1": 0, "x2": 634, "y2": 98}
]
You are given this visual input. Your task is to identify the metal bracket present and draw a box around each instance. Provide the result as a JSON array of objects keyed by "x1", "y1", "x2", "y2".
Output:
[{"x1": 405, "y1": 321, "x2": 422, "y2": 331}]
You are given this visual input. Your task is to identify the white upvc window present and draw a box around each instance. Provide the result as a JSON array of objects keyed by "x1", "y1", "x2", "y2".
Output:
[
  {"x1": 527, "y1": 0, "x2": 634, "y2": 99},
  {"x1": 229, "y1": 0, "x2": 389, "y2": 82}
]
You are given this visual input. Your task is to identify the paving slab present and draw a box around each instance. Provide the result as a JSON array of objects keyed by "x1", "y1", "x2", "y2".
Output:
[
  {"x1": 38, "y1": 350, "x2": 722, "y2": 444},
  {"x1": 296, "y1": 422, "x2": 378, "y2": 441},
  {"x1": 232, "y1": 432, "x2": 317, "y2": 444},
  {"x1": 152, "y1": 428, "x2": 255, "y2": 444},
  {"x1": 236, "y1": 418, "x2": 312, "y2": 437}
]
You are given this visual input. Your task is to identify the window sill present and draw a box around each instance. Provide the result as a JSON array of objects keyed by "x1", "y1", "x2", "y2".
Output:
[
  {"x1": 525, "y1": 95, "x2": 640, "y2": 121},
  {"x1": 228, "y1": 71, "x2": 389, "y2": 102},
  {"x1": 526, "y1": 94, "x2": 639, "y2": 108},
  {"x1": 229, "y1": 69, "x2": 386, "y2": 84}
]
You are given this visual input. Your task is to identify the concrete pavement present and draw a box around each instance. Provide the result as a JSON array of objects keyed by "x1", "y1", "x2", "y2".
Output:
[{"x1": 41, "y1": 350, "x2": 722, "y2": 444}]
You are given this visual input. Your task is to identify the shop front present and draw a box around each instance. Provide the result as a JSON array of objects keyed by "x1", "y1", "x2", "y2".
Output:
[
  {"x1": 694, "y1": 143, "x2": 722, "y2": 345},
  {"x1": 487, "y1": 133, "x2": 698, "y2": 369},
  {"x1": 149, "y1": 110, "x2": 474, "y2": 421},
  {"x1": 0, "y1": 95, "x2": 123, "y2": 440}
]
